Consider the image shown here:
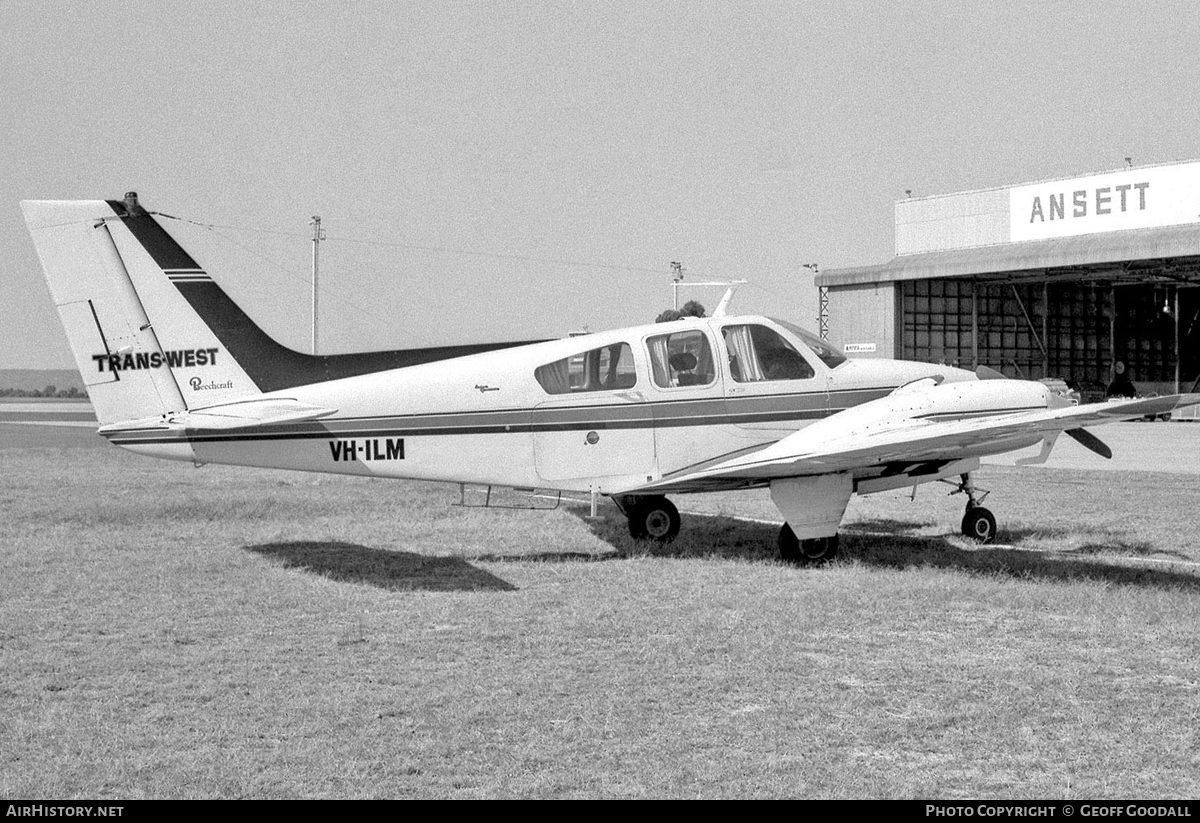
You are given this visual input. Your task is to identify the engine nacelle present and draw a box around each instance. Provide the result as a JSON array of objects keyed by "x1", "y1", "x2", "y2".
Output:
[{"x1": 811, "y1": 378, "x2": 1054, "y2": 440}]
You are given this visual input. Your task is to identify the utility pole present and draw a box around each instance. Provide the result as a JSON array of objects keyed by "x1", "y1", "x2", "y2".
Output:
[
  {"x1": 669, "y1": 261, "x2": 747, "y2": 316},
  {"x1": 310, "y1": 215, "x2": 324, "y2": 355}
]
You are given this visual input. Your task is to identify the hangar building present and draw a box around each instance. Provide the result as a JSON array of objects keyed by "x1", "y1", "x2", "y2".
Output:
[{"x1": 817, "y1": 159, "x2": 1199, "y2": 403}]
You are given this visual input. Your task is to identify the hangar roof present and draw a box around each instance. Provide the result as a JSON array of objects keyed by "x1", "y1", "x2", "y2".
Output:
[{"x1": 819, "y1": 223, "x2": 1200, "y2": 288}]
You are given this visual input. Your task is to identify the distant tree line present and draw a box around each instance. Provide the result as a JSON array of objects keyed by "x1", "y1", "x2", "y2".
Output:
[
  {"x1": 655, "y1": 300, "x2": 707, "y2": 323},
  {"x1": 0, "y1": 385, "x2": 88, "y2": 398}
]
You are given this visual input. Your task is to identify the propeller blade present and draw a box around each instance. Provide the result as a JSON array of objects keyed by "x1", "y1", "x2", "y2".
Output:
[{"x1": 1065, "y1": 428, "x2": 1113, "y2": 459}]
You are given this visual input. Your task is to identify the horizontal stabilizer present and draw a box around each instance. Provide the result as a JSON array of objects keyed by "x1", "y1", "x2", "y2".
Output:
[{"x1": 99, "y1": 398, "x2": 338, "y2": 434}]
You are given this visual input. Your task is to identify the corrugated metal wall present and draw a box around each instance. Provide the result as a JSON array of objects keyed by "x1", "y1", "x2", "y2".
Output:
[{"x1": 824, "y1": 282, "x2": 897, "y2": 358}]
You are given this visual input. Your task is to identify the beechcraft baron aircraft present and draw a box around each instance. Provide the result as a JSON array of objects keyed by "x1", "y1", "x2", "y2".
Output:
[{"x1": 21, "y1": 194, "x2": 1199, "y2": 563}]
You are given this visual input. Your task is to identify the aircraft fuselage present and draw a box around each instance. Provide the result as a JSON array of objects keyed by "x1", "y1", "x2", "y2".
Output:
[{"x1": 107, "y1": 315, "x2": 974, "y2": 495}]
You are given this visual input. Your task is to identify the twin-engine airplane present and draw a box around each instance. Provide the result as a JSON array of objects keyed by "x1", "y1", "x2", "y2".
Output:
[{"x1": 22, "y1": 194, "x2": 1199, "y2": 563}]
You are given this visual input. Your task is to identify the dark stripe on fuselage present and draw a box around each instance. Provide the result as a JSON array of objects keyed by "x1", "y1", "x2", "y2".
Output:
[
  {"x1": 103, "y1": 388, "x2": 879, "y2": 445},
  {"x1": 107, "y1": 202, "x2": 546, "y2": 392}
]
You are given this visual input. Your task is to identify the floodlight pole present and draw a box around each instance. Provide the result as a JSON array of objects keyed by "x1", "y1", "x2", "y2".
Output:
[
  {"x1": 673, "y1": 278, "x2": 748, "y2": 314},
  {"x1": 310, "y1": 215, "x2": 324, "y2": 355}
]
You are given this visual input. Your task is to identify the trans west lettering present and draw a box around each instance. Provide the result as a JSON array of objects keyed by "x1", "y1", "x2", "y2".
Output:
[
  {"x1": 92, "y1": 348, "x2": 218, "y2": 372},
  {"x1": 329, "y1": 438, "x2": 405, "y2": 462},
  {"x1": 1029, "y1": 181, "x2": 1149, "y2": 223}
]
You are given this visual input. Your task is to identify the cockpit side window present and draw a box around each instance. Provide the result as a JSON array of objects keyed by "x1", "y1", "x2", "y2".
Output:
[
  {"x1": 535, "y1": 342, "x2": 637, "y2": 395},
  {"x1": 771, "y1": 318, "x2": 848, "y2": 369},
  {"x1": 722, "y1": 324, "x2": 815, "y2": 382},
  {"x1": 646, "y1": 329, "x2": 716, "y2": 388}
]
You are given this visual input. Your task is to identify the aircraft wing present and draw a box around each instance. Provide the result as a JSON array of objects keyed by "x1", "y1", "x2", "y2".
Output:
[
  {"x1": 97, "y1": 397, "x2": 338, "y2": 434},
  {"x1": 628, "y1": 393, "x2": 1200, "y2": 494}
]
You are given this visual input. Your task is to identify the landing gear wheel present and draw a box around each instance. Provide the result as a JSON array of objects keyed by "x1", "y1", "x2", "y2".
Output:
[
  {"x1": 626, "y1": 496, "x2": 681, "y2": 543},
  {"x1": 961, "y1": 507, "x2": 997, "y2": 543},
  {"x1": 778, "y1": 524, "x2": 839, "y2": 565}
]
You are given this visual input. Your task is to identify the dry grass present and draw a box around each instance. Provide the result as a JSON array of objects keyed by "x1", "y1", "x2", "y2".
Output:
[{"x1": 2, "y1": 446, "x2": 1199, "y2": 798}]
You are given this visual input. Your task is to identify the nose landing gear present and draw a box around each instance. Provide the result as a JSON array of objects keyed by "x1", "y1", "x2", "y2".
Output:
[
  {"x1": 961, "y1": 506, "x2": 997, "y2": 542},
  {"x1": 952, "y1": 472, "x2": 997, "y2": 544}
]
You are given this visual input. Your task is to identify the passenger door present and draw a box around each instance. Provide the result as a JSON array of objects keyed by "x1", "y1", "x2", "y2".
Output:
[
  {"x1": 642, "y1": 325, "x2": 741, "y2": 476},
  {"x1": 717, "y1": 321, "x2": 829, "y2": 437},
  {"x1": 531, "y1": 340, "x2": 656, "y2": 490}
]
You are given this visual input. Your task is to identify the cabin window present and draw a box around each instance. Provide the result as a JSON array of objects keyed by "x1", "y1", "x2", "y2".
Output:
[
  {"x1": 535, "y1": 342, "x2": 638, "y2": 394},
  {"x1": 722, "y1": 324, "x2": 815, "y2": 382},
  {"x1": 646, "y1": 329, "x2": 716, "y2": 388}
]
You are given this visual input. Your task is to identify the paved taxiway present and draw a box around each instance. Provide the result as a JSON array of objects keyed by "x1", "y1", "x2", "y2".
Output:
[{"x1": 982, "y1": 419, "x2": 1200, "y2": 474}]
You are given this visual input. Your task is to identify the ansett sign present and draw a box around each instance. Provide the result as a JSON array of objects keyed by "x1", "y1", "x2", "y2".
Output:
[{"x1": 1010, "y1": 161, "x2": 1200, "y2": 242}]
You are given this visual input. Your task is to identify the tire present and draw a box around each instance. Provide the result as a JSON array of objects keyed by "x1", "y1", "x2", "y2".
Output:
[
  {"x1": 961, "y1": 506, "x2": 997, "y2": 543},
  {"x1": 626, "y1": 496, "x2": 681, "y2": 543},
  {"x1": 778, "y1": 524, "x2": 839, "y2": 565}
]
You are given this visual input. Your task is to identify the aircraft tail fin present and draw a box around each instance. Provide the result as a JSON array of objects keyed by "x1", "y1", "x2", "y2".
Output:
[
  {"x1": 24, "y1": 193, "x2": 550, "y2": 428},
  {"x1": 21, "y1": 195, "x2": 264, "y2": 426}
]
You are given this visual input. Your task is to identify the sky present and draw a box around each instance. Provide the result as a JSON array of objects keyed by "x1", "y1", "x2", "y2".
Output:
[{"x1": 3, "y1": 0, "x2": 1199, "y2": 368}]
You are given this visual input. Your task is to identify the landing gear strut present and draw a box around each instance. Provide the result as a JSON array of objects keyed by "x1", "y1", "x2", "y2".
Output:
[
  {"x1": 778, "y1": 524, "x2": 839, "y2": 565},
  {"x1": 954, "y1": 472, "x2": 996, "y2": 544},
  {"x1": 621, "y1": 495, "x2": 681, "y2": 543}
]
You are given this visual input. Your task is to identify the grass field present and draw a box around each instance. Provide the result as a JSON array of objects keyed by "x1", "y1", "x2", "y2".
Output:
[{"x1": 2, "y1": 445, "x2": 1198, "y2": 799}]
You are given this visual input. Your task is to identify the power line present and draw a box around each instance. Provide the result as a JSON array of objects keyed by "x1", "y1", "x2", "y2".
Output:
[
  {"x1": 166, "y1": 218, "x2": 438, "y2": 349},
  {"x1": 155, "y1": 212, "x2": 669, "y2": 275}
]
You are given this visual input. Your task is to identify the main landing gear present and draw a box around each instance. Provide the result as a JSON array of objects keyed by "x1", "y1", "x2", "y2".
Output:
[
  {"x1": 620, "y1": 495, "x2": 682, "y2": 543},
  {"x1": 953, "y1": 472, "x2": 997, "y2": 544},
  {"x1": 777, "y1": 524, "x2": 839, "y2": 565},
  {"x1": 618, "y1": 494, "x2": 841, "y2": 565}
]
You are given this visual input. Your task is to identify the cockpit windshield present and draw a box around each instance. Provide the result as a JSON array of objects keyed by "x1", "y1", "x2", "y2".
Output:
[{"x1": 770, "y1": 318, "x2": 848, "y2": 369}]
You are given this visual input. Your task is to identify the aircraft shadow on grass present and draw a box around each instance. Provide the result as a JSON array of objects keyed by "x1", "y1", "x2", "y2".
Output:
[
  {"x1": 244, "y1": 541, "x2": 517, "y2": 593},
  {"x1": 565, "y1": 506, "x2": 1200, "y2": 591},
  {"x1": 241, "y1": 511, "x2": 1199, "y2": 593}
]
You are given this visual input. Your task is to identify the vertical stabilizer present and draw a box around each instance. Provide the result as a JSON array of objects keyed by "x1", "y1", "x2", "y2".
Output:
[
  {"x1": 21, "y1": 198, "x2": 261, "y2": 425},
  {"x1": 24, "y1": 193, "x2": 546, "y2": 419}
]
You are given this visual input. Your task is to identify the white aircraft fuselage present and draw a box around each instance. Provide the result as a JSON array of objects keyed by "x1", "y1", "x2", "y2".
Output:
[{"x1": 109, "y1": 315, "x2": 975, "y2": 494}]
